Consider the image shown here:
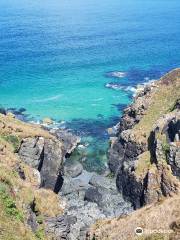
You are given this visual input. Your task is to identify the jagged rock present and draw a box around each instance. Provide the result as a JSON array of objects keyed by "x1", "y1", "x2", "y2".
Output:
[
  {"x1": 18, "y1": 137, "x2": 44, "y2": 169},
  {"x1": 59, "y1": 167, "x2": 133, "y2": 239},
  {"x1": 32, "y1": 169, "x2": 41, "y2": 187},
  {"x1": 84, "y1": 186, "x2": 133, "y2": 216},
  {"x1": 116, "y1": 166, "x2": 144, "y2": 209},
  {"x1": 108, "y1": 129, "x2": 147, "y2": 174},
  {"x1": 151, "y1": 110, "x2": 180, "y2": 176},
  {"x1": 108, "y1": 139, "x2": 124, "y2": 173},
  {"x1": 119, "y1": 83, "x2": 157, "y2": 132},
  {"x1": 18, "y1": 130, "x2": 80, "y2": 193},
  {"x1": 40, "y1": 138, "x2": 64, "y2": 192},
  {"x1": 60, "y1": 176, "x2": 89, "y2": 196},
  {"x1": 66, "y1": 202, "x2": 106, "y2": 240},
  {"x1": 53, "y1": 129, "x2": 81, "y2": 155}
]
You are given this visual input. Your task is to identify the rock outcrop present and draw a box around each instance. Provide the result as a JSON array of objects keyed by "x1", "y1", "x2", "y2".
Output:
[
  {"x1": 0, "y1": 113, "x2": 66, "y2": 240},
  {"x1": 108, "y1": 68, "x2": 180, "y2": 208},
  {"x1": 18, "y1": 129, "x2": 80, "y2": 192}
]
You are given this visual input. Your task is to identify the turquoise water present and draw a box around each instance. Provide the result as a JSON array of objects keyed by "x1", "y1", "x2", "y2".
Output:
[{"x1": 0, "y1": 0, "x2": 180, "y2": 171}]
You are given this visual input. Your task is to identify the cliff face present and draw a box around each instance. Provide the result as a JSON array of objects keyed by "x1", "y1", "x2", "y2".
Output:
[
  {"x1": 87, "y1": 69, "x2": 180, "y2": 240},
  {"x1": 0, "y1": 113, "x2": 79, "y2": 239},
  {"x1": 108, "y1": 68, "x2": 180, "y2": 209}
]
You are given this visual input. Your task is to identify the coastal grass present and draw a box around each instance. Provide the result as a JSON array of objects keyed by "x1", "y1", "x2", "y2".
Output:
[
  {"x1": 134, "y1": 68, "x2": 180, "y2": 138},
  {"x1": 89, "y1": 192, "x2": 180, "y2": 240},
  {"x1": 0, "y1": 113, "x2": 53, "y2": 140},
  {"x1": 0, "y1": 113, "x2": 65, "y2": 240},
  {"x1": 0, "y1": 182, "x2": 23, "y2": 221}
]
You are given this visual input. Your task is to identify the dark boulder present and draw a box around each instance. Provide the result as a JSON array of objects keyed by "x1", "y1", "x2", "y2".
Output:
[{"x1": 84, "y1": 187, "x2": 102, "y2": 204}]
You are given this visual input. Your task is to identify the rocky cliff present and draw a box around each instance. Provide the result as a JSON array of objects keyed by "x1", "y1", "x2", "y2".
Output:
[
  {"x1": 0, "y1": 112, "x2": 79, "y2": 239},
  {"x1": 87, "y1": 68, "x2": 180, "y2": 240},
  {"x1": 0, "y1": 110, "x2": 132, "y2": 240},
  {"x1": 108, "y1": 68, "x2": 180, "y2": 209}
]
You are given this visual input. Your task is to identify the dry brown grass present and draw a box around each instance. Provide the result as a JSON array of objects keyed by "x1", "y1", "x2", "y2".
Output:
[
  {"x1": 0, "y1": 113, "x2": 53, "y2": 139},
  {"x1": 88, "y1": 193, "x2": 180, "y2": 240},
  {"x1": 34, "y1": 189, "x2": 64, "y2": 217}
]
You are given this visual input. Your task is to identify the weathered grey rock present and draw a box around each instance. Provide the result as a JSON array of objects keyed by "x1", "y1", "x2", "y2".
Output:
[
  {"x1": 66, "y1": 202, "x2": 106, "y2": 240},
  {"x1": 18, "y1": 129, "x2": 80, "y2": 193},
  {"x1": 107, "y1": 78, "x2": 180, "y2": 209},
  {"x1": 18, "y1": 137, "x2": 44, "y2": 169},
  {"x1": 168, "y1": 143, "x2": 180, "y2": 178},
  {"x1": 53, "y1": 129, "x2": 81, "y2": 155},
  {"x1": 40, "y1": 138, "x2": 64, "y2": 192},
  {"x1": 32, "y1": 168, "x2": 41, "y2": 187},
  {"x1": 89, "y1": 174, "x2": 116, "y2": 190},
  {"x1": 84, "y1": 187, "x2": 102, "y2": 204},
  {"x1": 60, "y1": 176, "x2": 89, "y2": 196},
  {"x1": 45, "y1": 215, "x2": 76, "y2": 240},
  {"x1": 108, "y1": 129, "x2": 147, "y2": 175},
  {"x1": 64, "y1": 161, "x2": 83, "y2": 178},
  {"x1": 119, "y1": 83, "x2": 157, "y2": 132}
]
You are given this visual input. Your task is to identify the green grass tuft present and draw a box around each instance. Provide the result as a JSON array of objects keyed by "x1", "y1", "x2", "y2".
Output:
[
  {"x1": 0, "y1": 182, "x2": 24, "y2": 221},
  {"x1": 2, "y1": 134, "x2": 21, "y2": 152}
]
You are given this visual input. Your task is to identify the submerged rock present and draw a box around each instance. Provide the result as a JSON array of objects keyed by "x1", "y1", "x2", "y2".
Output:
[{"x1": 0, "y1": 106, "x2": 6, "y2": 115}]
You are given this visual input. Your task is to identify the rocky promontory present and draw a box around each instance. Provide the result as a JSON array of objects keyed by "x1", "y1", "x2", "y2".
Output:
[{"x1": 88, "y1": 68, "x2": 180, "y2": 239}]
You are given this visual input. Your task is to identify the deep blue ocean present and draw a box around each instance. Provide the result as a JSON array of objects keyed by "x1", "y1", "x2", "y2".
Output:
[{"x1": 0, "y1": 0, "x2": 180, "y2": 171}]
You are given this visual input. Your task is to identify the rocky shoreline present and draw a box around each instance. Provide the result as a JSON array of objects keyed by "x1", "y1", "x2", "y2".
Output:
[
  {"x1": 0, "y1": 68, "x2": 179, "y2": 240},
  {"x1": 17, "y1": 122, "x2": 133, "y2": 239},
  {"x1": 0, "y1": 106, "x2": 133, "y2": 240}
]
